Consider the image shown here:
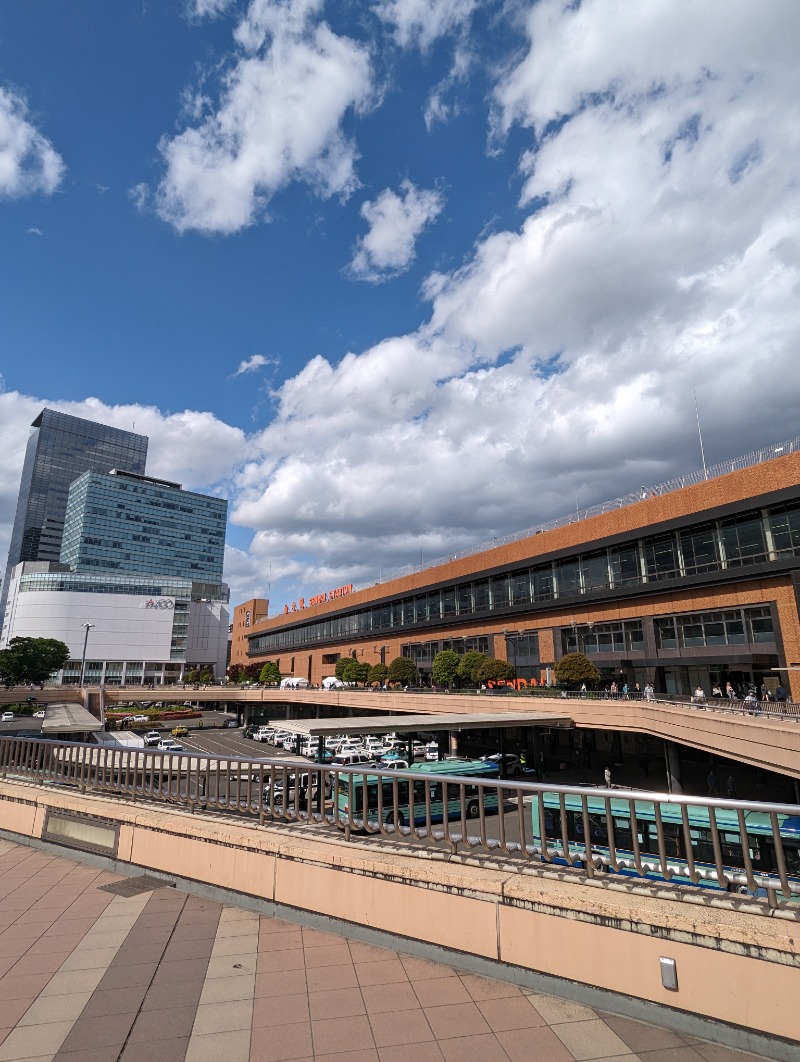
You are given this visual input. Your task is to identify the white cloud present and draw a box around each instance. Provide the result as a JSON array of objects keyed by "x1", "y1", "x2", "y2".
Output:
[
  {"x1": 230, "y1": 353, "x2": 274, "y2": 377},
  {"x1": 374, "y1": 0, "x2": 476, "y2": 51},
  {"x1": 185, "y1": 0, "x2": 235, "y2": 19},
  {"x1": 0, "y1": 86, "x2": 65, "y2": 199},
  {"x1": 349, "y1": 180, "x2": 445, "y2": 281},
  {"x1": 26, "y1": 227, "x2": 42, "y2": 236},
  {"x1": 226, "y1": 0, "x2": 800, "y2": 604},
  {"x1": 145, "y1": 0, "x2": 374, "y2": 234}
]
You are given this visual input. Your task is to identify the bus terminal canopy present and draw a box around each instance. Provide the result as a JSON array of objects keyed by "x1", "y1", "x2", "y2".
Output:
[
  {"x1": 41, "y1": 703, "x2": 103, "y2": 737},
  {"x1": 268, "y1": 712, "x2": 573, "y2": 739}
]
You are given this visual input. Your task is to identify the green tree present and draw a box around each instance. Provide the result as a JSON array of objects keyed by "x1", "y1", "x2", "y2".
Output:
[
  {"x1": 258, "y1": 661, "x2": 281, "y2": 685},
  {"x1": 334, "y1": 657, "x2": 349, "y2": 682},
  {"x1": 475, "y1": 657, "x2": 516, "y2": 684},
  {"x1": 387, "y1": 655, "x2": 416, "y2": 686},
  {"x1": 368, "y1": 663, "x2": 388, "y2": 686},
  {"x1": 553, "y1": 652, "x2": 600, "y2": 688},
  {"x1": 340, "y1": 658, "x2": 370, "y2": 685},
  {"x1": 457, "y1": 651, "x2": 486, "y2": 686},
  {"x1": 432, "y1": 650, "x2": 460, "y2": 688},
  {"x1": 0, "y1": 637, "x2": 69, "y2": 685}
]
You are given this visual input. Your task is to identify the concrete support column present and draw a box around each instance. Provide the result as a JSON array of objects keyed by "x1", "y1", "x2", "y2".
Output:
[
  {"x1": 612, "y1": 731, "x2": 623, "y2": 767},
  {"x1": 664, "y1": 741, "x2": 683, "y2": 794},
  {"x1": 437, "y1": 730, "x2": 448, "y2": 761}
]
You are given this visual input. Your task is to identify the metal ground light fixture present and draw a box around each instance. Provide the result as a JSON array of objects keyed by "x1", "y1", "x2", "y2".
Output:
[{"x1": 79, "y1": 622, "x2": 95, "y2": 686}]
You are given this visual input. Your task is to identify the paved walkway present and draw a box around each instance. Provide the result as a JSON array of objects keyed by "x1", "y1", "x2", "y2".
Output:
[{"x1": 0, "y1": 839, "x2": 774, "y2": 1062}]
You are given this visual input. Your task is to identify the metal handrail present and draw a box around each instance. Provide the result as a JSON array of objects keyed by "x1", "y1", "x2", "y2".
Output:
[{"x1": 2, "y1": 736, "x2": 798, "y2": 905}]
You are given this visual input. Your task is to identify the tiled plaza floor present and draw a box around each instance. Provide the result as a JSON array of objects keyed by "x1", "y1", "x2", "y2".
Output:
[{"x1": 0, "y1": 838, "x2": 776, "y2": 1062}]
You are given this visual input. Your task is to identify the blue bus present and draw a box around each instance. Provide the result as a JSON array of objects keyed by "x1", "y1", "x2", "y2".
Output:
[
  {"x1": 336, "y1": 759, "x2": 500, "y2": 830},
  {"x1": 532, "y1": 790, "x2": 800, "y2": 894}
]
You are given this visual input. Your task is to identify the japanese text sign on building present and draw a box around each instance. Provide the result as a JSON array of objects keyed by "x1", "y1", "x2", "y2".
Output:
[{"x1": 283, "y1": 583, "x2": 353, "y2": 614}]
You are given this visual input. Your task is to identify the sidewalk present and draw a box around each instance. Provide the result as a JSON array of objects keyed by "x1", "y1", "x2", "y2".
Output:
[{"x1": 0, "y1": 838, "x2": 775, "y2": 1062}]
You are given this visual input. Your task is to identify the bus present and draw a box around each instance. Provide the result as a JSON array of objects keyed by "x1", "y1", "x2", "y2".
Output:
[
  {"x1": 336, "y1": 759, "x2": 501, "y2": 830},
  {"x1": 531, "y1": 790, "x2": 800, "y2": 895}
]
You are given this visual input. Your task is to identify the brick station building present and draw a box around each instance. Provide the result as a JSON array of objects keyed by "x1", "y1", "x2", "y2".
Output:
[{"x1": 231, "y1": 442, "x2": 800, "y2": 701}]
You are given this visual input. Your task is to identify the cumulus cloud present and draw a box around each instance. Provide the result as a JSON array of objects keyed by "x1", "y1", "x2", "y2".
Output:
[
  {"x1": 0, "y1": 85, "x2": 65, "y2": 199},
  {"x1": 349, "y1": 180, "x2": 445, "y2": 281},
  {"x1": 226, "y1": 0, "x2": 800, "y2": 604},
  {"x1": 230, "y1": 353, "x2": 275, "y2": 377},
  {"x1": 374, "y1": 0, "x2": 477, "y2": 51},
  {"x1": 145, "y1": 0, "x2": 374, "y2": 234},
  {"x1": 185, "y1": 0, "x2": 235, "y2": 19}
]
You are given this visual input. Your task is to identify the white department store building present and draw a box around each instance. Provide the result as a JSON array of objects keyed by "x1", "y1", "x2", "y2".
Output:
[{"x1": 1, "y1": 564, "x2": 229, "y2": 685}]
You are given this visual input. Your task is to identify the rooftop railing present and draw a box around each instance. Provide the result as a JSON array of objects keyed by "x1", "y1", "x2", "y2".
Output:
[
  {"x1": 2, "y1": 736, "x2": 798, "y2": 909},
  {"x1": 363, "y1": 435, "x2": 800, "y2": 591}
]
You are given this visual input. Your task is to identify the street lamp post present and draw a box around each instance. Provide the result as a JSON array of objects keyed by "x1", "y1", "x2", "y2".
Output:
[
  {"x1": 503, "y1": 629, "x2": 528, "y2": 681},
  {"x1": 79, "y1": 623, "x2": 95, "y2": 686}
]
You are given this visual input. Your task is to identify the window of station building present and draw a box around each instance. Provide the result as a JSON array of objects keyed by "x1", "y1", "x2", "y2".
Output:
[
  {"x1": 442, "y1": 588, "x2": 456, "y2": 616},
  {"x1": 457, "y1": 583, "x2": 473, "y2": 613},
  {"x1": 768, "y1": 503, "x2": 800, "y2": 556},
  {"x1": 490, "y1": 573, "x2": 511, "y2": 610},
  {"x1": 679, "y1": 523, "x2": 719, "y2": 574},
  {"x1": 565, "y1": 621, "x2": 642, "y2": 655},
  {"x1": 608, "y1": 545, "x2": 640, "y2": 587},
  {"x1": 554, "y1": 558, "x2": 580, "y2": 596},
  {"x1": 531, "y1": 566, "x2": 554, "y2": 601},
  {"x1": 655, "y1": 607, "x2": 773, "y2": 650},
  {"x1": 582, "y1": 552, "x2": 610, "y2": 593},
  {"x1": 719, "y1": 513, "x2": 766, "y2": 566},
  {"x1": 511, "y1": 569, "x2": 531, "y2": 605},
  {"x1": 643, "y1": 533, "x2": 680, "y2": 580},
  {"x1": 747, "y1": 606, "x2": 774, "y2": 642},
  {"x1": 322, "y1": 653, "x2": 340, "y2": 664},
  {"x1": 473, "y1": 580, "x2": 490, "y2": 610}
]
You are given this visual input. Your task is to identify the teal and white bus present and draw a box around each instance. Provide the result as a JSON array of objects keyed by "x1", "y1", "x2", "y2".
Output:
[
  {"x1": 532, "y1": 790, "x2": 800, "y2": 894},
  {"x1": 336, "y1": 759, "x2": 500, "y2": 830}
]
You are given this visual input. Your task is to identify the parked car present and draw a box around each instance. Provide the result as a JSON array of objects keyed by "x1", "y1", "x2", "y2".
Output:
[
  {"x1": 381, "y1": 759, "x2": 410, "y2": 771},
  {"x1": 33, "y1": 710, "x2": 46, "y2": 718},
  {"x1": 126, "y1": 714, "x2": 149, "y2": 725},
  {"x1": 144, "y1": 731, "x2": 161, "y2": 746},
  {"x1": 481, "y1": 753, "x2": 522, "y2": 776},
  {"x1": 1, "y1": 712, "x2": 15, "y2": 722},
  {"x1": 255, "y1": 726, "x2": 274, "y2": 742},
  {"x1": 330, "y1": 752, "x2": 374, "y2": 768},
  {"x1": 221, "y1": 718, "x2": 239, "y2": 728}
]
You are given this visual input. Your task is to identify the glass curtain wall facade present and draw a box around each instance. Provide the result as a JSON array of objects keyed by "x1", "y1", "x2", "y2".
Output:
[
  {"x1": 2, "y1": 409, "x2": 148, "y2": 619},
  {"x1": 60, "y1": 470, "x2": 227, "y2": 582}
]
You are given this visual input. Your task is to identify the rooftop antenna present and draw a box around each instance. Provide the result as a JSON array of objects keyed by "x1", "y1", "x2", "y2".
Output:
[{"x1": 693, "y1": 388, "x2": 708, "y2": 479}]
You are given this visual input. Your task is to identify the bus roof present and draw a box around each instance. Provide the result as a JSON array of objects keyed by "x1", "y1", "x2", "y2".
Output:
[{"x1": 408, "y1": 759, "x2": 500, "y2": 777}]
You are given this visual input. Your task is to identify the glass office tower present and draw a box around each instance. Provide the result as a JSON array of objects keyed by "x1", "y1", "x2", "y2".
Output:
[
  {"x1": 60, "y1": 469, "x2": 227, "y2": 583},
  {"x1": 1, "y1": 409, "x2": 148, "y2": 620}
]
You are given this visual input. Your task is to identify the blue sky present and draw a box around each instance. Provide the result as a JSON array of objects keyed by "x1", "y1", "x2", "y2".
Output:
[{"x1": 2, "y1": 1, "x2": 800, "y2": 615}]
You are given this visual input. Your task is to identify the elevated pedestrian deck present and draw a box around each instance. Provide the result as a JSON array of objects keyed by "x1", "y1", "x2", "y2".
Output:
[
  {"x1": 0, "y1": 776, "x2": 798, "y2": 1057},
  {"x1": 1, "y1": 836, "x2": 778, "y2": 1062},
  {"x1": 3, "y1": 686, "x2": 799, "y2": 779}
]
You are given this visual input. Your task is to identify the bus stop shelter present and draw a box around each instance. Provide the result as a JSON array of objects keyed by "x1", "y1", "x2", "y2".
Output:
[{"x1": 270, "y1": 710, "x2": 572, "y2": 778}]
